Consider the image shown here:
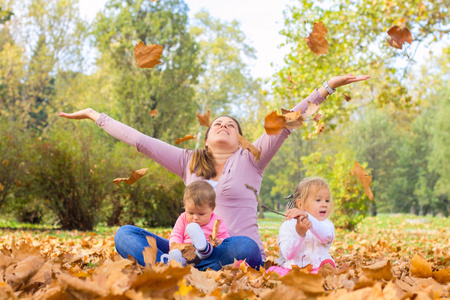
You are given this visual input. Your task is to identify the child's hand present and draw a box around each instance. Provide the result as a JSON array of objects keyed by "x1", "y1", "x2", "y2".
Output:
[
  {"x1": 285, "y1": 208, "x2": 308, "y2": 220},
  {"x1": 295, "y1": 216, "x2": 311, "y2": 237}
]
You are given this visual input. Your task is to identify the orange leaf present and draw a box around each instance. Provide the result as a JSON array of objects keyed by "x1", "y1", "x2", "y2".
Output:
[
  {"x1": 237, "y1": 133, "x2": 261, "y2": 163},
  {"x1": 264, "y1": 111, "x2": 286, "y2": 135},
  {"x1": 432, "y1": 267, "x2": 450, "y2": 283},
  {"x1": 112, "y1": 168, "x2": 148, "y2": 187},
  {"x1": 286, "y1": 72, "x2": 293, "y2": 83},
  {"x1": 149, "y1": 109, "x2": 158, "y2": 117},
  {"x1": 134, "y1": 41, "x2": 163, "y2": 68},
  {"x1": 142, "y1": 236, "x2": 157, "y2": 268},
  {"x1": 0, "y1": 182, "x2": 3, "y2": 192},
  {"x1": 317, "y1": 123, "x2": 325, "y2": 134},
  {"x1": 305, "y1": 22, "x2": 329, "y2": 55},
  {"x1": 175, "y1": 134, "x2": 196, "y2": 145},
  {"x1": 387, "y1": 25, "x2": 413, "y2": 50},
  {"x1": 410, "y1": 254, "x2": 432, "y2": 278},
  {"x1": 351, "y1": 162, "x2": 374, "y2": 200},
  {"x1": 171, "y1": 243, "x2": 197, "y2": 261},
  {"x1": 197, "y1": 110, "x2": 211, "y2": 127},
  {"x1": 362, "y1": 260, "x2": 393, "y2": 281},
  {"x1": 283, "y1": 110, "x2": 305, "y2": 130},
  {"x1": 208, "y1": 220, "x2": 222, "y2": 247}
]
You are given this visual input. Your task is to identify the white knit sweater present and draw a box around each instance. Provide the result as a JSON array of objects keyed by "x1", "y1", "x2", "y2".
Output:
[{"x1": 275, "y1": 213, "x2": 335, "y2": 269}]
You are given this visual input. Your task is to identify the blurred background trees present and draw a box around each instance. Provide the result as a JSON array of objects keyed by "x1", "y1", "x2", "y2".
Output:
[{"x1": 0, "y1": 0, "x2": 448, "y2": 230}]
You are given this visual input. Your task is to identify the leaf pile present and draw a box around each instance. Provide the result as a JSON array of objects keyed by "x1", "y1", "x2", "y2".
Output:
[{"x1": 0, "y1": 216, "x2": 449, "y2": 299}]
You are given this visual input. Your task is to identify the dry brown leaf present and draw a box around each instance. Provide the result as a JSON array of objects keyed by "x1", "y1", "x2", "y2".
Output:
[
  {"x1": 197, "y1": 110, "x2": 211, "y2": 127},
  {"x1": 142, "y1": 236, "x2": 157, "y2": 268},
  {"x1": 351, "y1": 162, "x2": 374, "y2": 201},
  {"x1": 5, "y1": 255, "x2": 45, "y2": 290},
  {"x1": 112, "y1": 168, "x2": 148, "y2": 187},
  {"x1": 410, "y1": 254, "x2": 433, "y2": 278},
  {"x1": 387, "y1": 25, "x2": 413, "y2": 50},
  {"x1": 134, "y1": 41, "x2": 163, "y2": 68},
  {"x1": 303, "y1": 102, "x2": 320, "y2": 118},
  {"x1": 317, "y1": 124, "x2": 325, "y2": 134},
  {"x1": 361, "y1": 260, "x2": 393, "y2": 281},
  {"x1": 305, "y1": 22, "x2": 329, "y2": 55},
  {"x1": 318, "y1": 263, "x2": 337, "y2": 278},
  {"x1": 0, "y1": 182, "x2": 3, "y2": 192},
  {"x1": 171, "y1": 243, "x2": 197, "y2": 261},
  {"x1": 432, "y1": 267, "x2": 450, "y2": 283},
  {"x1": 281, "y1": 267, "x2": 325, "y2": 296},
  {"x1": 175, "y1": 134, "x2": 196, "y2": 145},
  {"x1": 264, "y1": 111, "x2": 286, "y2": 135},
  {"x1": 343, "y1": 93, "x2": 352, "y2": 101},
  {"x1": 187, "y1": 267, "x2": 218, "y2": 294},
  {"x1": 286, "y1": 72, "x2": 293, "y2": 83},
  {"x1": 237, "y1": 133, "x2": 261, "y2": 163},
  {"x1": 284, "y1": 111, "x2": 305, "y2": 130},
  {"x1": 58, "y1": 272, "x2": 108, "y2": 297},
  {"x1": 149, "y1": 109, "x2": 158, "y2": 117},
  {"x1": 313, "y1": 113, "x2": 324, "y2": 123}
]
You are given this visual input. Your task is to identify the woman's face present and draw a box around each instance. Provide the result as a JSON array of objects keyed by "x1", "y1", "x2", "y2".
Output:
[{"x1": 205, "y1": 117, "x2": 240, "y2": 152}]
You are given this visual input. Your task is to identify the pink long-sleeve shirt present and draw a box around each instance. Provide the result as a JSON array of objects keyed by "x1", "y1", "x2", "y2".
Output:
[
  {"x1": 169, "y1": 213, "x2": 230, "y2": 246},
  {"x1": 95, "y1": 89, "x2": 325, "y2": 259}
]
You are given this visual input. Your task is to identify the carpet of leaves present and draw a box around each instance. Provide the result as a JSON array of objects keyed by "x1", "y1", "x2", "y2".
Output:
[{"x1": 0, "y1": 215, "x2": 449, "y2": 299}]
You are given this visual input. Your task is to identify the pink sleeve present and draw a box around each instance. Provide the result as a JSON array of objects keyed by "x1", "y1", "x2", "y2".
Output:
[
  {"x1": 253, "y1": 89, "x2": 326, "y2": 170},
  {"x1": 96, "y1": 113, "x2": 191, "y2": 178},
  {"x1": 169, "y1": 213, "x2": 187, "y2": 246}
]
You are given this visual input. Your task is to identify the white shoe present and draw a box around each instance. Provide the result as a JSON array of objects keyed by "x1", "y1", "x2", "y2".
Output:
[{"x1": 186, "y1": 222, "x2": 207, "y2": 251}]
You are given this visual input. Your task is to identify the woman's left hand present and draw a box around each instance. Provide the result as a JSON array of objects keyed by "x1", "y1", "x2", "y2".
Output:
[{"x1": 328, "y1": 74, "x2": 370, "y2": 89}]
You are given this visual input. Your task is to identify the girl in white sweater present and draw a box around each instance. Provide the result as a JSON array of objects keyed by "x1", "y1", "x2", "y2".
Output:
[{"x1": 268, "y1": 177, "x2": 336, "y2": 276}]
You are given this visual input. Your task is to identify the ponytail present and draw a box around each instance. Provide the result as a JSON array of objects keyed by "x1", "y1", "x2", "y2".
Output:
[{"x1": 190, "y1": 148, "x2": 217, "y2": 180}]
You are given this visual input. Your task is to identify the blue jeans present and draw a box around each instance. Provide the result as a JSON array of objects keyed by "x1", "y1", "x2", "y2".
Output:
[{"x1": 114, "y1": 225, "x2": 263, "y2": 271}]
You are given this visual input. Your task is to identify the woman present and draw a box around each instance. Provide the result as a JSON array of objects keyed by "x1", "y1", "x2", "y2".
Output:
[{"x1": 59, "y1": 74, "x2": 369, "y2": 270}]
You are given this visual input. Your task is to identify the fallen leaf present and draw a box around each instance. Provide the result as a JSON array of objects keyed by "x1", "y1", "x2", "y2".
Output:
[
  {"x1": 197, "y1": 110, "x2": 211, "y2": 127},
  {"x1": 432, "y1": 267, "x2": 450, "y2": 283},
  {"x1": 149, "y1": 109, "x2": 158, "y2": 117},
  {"x1": 175, "y1": 134, "x2": 196, "y2": 145},
  {"x1": 171, "y1": 243, "x2": 197, "y2": 261},
  {"x1": 305, "y1": 22, "x2": 329, "y2": 55},
  {"x1": 362, "y1": 260, "x2": 393, "y2": 281},
  {"x1": 282, "y1": 268, "x2": 325, "y2": 296},
  {"x1": 387, "y1": 25, "x2": 413, "y2": 49},
  {"x1": 351, "y1": 162, "x2": 374, "y2": 200},
  {"x1": 410, "y1": 254, "x2": 432, "y2": 278},
  {"x1": 134, "y1": 41, "x2": 163, "y2": 68},
  {"x1": 237, "y1": 132, "x2": 262, "y2": 162},
  {"x1": 113, "y1": 168, "x2": 148, "y2": 187},
  {"x1": 143, "y1": 236, "x2": 157, "y2": 268}
]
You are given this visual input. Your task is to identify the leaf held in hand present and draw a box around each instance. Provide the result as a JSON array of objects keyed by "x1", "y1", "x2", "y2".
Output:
[
  {"x1": 351, "y1": 162, "x2": 374, "y2": 200},
  {"x1": 305, "y1": 22, "x2": 329, "y2": 55},
  {"x1": 113, "y1": 168, "x2": 148, "y2": 187},
  {"x1": 208, "y1": 220, "x2": 222, "y2": 247},
  {"x1": 197, "y1": 110, "x2": 211, "y2": 127},
  {"x1": 171, "y1": 243, "x2": 197, "y2": 261},
  {"x1": 134, "y1": 41, "x2": 163, "y2": 68},
  {"x1": 386, "y1": 25, "x2": 413, "y2": 49},
  {"x1": 237, "y1": 133, "x2": 261, "y2": 163},
  {"x1": 142, "y1": 236, "x2": 157, "y2": 268},
  {"x1": 175, "y1": 134, "x2": 196, "y2": 145}
]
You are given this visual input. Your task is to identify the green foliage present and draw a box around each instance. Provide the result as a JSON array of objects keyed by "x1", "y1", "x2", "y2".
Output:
[{"x1": 301, "y1": 151, "x2": 370, "y2": 229}]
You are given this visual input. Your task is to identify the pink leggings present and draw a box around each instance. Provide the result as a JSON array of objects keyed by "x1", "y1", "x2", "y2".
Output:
[{"x1": 267, "y1": 259, "x2": 336, "y2": 276}]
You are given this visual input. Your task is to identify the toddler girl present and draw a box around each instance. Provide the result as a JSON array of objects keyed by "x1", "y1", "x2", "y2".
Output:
[
  {"x1": 268, "y1": 177, "x2": 336, "y2": 276},
  {"x1": 163, "y1": 180, "x2": 230, "y2": 266}
]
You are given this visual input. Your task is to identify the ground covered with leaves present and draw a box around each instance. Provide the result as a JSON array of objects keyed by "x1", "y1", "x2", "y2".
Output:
[{"x1": 0, "y1": 214, "x2": 449, "y2": 299}]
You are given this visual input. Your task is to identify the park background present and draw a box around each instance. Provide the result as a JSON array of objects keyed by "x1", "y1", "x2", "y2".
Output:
[{"x1": 1, "y1": 0, "x2": 448, "y2": 231}]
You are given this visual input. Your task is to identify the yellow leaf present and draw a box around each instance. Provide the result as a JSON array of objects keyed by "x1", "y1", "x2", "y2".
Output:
[{"x1": 410, "y1": 254, "x2": 432, "y2": 278}]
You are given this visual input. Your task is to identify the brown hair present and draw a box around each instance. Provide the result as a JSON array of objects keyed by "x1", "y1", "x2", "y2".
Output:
[
  {"x1": 189, "y1": 115, "x2": 243, "y2": 180},
  {"x1": 286, "y1": 177, "x2": 330, "y2": 210},
  {"x1": 183, "y1": 180, "x2": 216, "y2": 208}
]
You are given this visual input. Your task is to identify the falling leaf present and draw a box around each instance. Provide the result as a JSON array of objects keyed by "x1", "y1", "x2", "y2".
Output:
[
  {"x1": 237, "y1": 133, "x2": 261, "y2": 163},
  {"x1": 432, "y1": 268, "x2": 450, "y2": 283},
  {"x1": 197, "y1": 110, "x2": 211, "y2": 127},
  {"x1": 387, "y1": 25, "x2": 413, "y2": 49},
  {"x1": 303, "y1": 102, "x2": 320, "y2": 118},
  {"x1": 283, "y1": 110, "x2": 305, "y2": 130},
  {"x1": 0, "y1": 182, "x2": 3, "y2": 192},
  {"x1": 175, "y1": 134, "x2": 196, "y2": 145},
  {"x1": 317, "y1": 123, "x2": 325, "y2": 134},
  {"x1": 343, "y1": 93, "x2": 352, "y2": 101},
  {"x1": 171, "y1": 243, "x2": 197, "y2": 261},
  {"x1": 286, "y1": 72, "x2": 293, "y2": 83},
  {"x1": 410, "y1": 254, "x2": 432, "y2": 278},
  {"x1": 149, "y1": 109, "x2": 158, "y2": 117},
  {"x1": 351, "y1": 162, "x2": 374, "y2": 200},
  {"x1": 264, "y1": 111, "x2": 287, "y2": 135},
  {"x1": 112, "y1": 168, "x2": 148, "y2": 187},
  {"x1": 305, "y1": 22, "x2": 329, "y2": 55},
  {"x1": 142, "y1": 236, "x2": 157, "y2": 268},
  {"x1": 313, "y1": 113, "x2": 323, "y2": 123},
  {"x1": 134, "y1": 41, "x2": 163, "y2": 68}
]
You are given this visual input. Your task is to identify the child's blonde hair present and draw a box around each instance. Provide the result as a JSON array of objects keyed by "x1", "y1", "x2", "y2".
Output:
[
  {"x1": 183, "y1": 180, "x2": 216, "y2": 208},
  {"x1": 287, "y1": 177, "x2": 331, "y2": 210}
]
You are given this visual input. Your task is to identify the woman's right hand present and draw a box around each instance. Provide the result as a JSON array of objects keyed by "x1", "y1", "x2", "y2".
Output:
[{"x1": 58, "y1": 108, "x2": 100, "y2": 122}]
